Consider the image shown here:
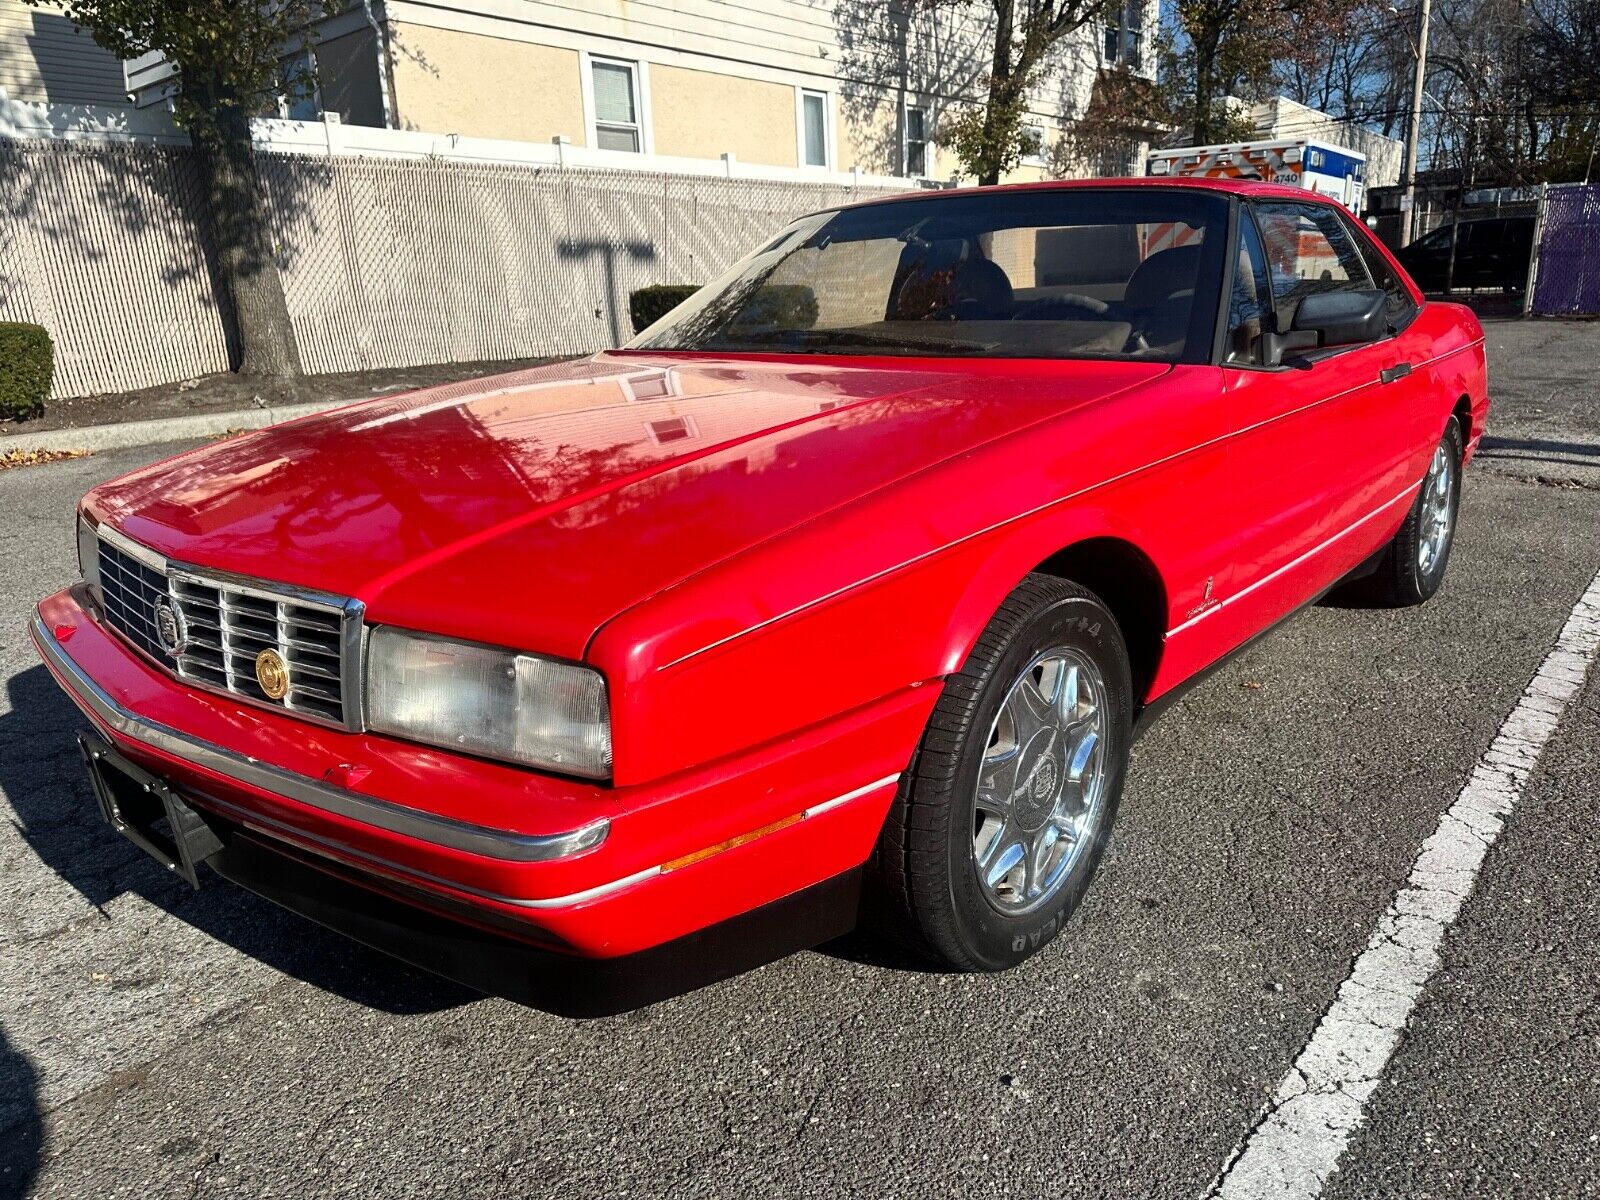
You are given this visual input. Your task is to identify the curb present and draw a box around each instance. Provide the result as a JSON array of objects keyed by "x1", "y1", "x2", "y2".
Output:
[{"x1": 0, "y1": 399, "x2": 346, "y2": 456}]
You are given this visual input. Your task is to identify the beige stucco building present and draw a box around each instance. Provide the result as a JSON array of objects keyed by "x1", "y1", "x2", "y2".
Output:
[{"x1": 124, "y1": 0, "x2": 1157, "y2": 184}]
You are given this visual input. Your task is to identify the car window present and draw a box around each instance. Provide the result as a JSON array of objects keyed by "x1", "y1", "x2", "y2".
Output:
[
  {"x1": 630, "y1": 189, "x2": 1231, "y2": 363},
  {"x1": 1224, "y1": 212, "x2": 1273, "y2": 366},
  {"x1": 1414, "y1": 224, "x2": 1453, "y2": 252},
  {"x1": 1252, "y1": 203, "x2": 1373, "y2": 317},
  {"x1": 1341, "y1": 211, "x2": 1417, "y2": 332}
]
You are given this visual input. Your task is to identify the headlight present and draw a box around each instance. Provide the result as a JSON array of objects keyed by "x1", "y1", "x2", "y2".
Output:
[{"x1": 365, "y1": 627, "x2": 612, "y2": 780}]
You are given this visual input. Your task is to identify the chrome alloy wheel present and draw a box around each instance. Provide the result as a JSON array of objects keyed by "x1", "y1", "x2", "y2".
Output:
[
  {"x1": 1418, "y1": 440, "x2": 1455, "y2": 576},
  {"x1": 971, "y1": 647, "x2": 1108, "y2": 915}
]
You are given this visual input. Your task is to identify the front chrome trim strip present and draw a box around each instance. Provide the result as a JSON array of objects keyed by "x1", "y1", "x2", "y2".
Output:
[
  {"x1": 208, "y1": 769, "x2": 902, "y2": 910},
  {"x1": 30, "y1": 613, "x2": 610, "y2": 864},
  {"x1": 472, "y1": 771, "x2": 903, "y2": 909},
  {"x1": 803, "y1": 773, "x2": 902, "y2": 818}
]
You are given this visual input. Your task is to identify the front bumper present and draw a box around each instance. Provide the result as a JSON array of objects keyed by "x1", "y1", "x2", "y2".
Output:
[{"x1": 33, "y1": 586, "x2": 932, "y2": 957}]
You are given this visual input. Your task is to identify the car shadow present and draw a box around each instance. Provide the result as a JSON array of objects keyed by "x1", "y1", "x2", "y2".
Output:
[
  {"x1": 811, "y1": 928, "x2": 952, "y2": 974},
  {"x1": 1476, "y1": 434, "x2": 1599, "y2": 471},
  {"x1": 0, "y1": 664, "x2": 476, "y2": 1016},
  {"x1": 2, "y1": 663, "x2": 882, "y2": 1018},
  {"x1": 0, "y1": 1023, "x2": 40, "y2": 1200}
]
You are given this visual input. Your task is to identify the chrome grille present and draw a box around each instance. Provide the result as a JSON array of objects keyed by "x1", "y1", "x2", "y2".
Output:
[
  {"x1": 92, "y1": 527, "x2": 362, "y2": 729},
  {"x1": 97, "y1": 537, "x2": 176, "y2": 668}
]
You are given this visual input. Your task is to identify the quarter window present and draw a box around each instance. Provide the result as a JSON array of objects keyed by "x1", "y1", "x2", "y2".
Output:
[
  {"x1": 1342, "y1": 212, "x2": 1417, "y2": 331},
  {"x1": 1252, "y1": 202, "x2": 1373, "y2": 312},
  {"x1": 1225, "y1": 213, "x2": 1273, "y2": 366},
  {"x1": 592, "y1": 58, "x2": 643, "y2": 153}
]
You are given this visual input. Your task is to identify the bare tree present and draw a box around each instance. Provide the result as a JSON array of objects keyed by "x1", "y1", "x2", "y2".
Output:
[
  {"x1": 1276, "y1": 0, "x2": 1395, "y2": 121},
  {"x1": 1418, "y1": 0, "x2": 1600, "y2": 185},
  {"x1": 1164, "y1": 0, "x2": 1297, "y2": 142},
  {"x1": 939, "y1": 0, "x2": 1117, "y2": 184}
]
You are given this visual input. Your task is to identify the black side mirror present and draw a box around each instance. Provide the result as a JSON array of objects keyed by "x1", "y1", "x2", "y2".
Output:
[
  {"x1": 1291, "y1": 288, "x2": 1388, "y2": 347},
  {"x1": 1263, "y1": 288, "x2": 1388, "y2": 367}
]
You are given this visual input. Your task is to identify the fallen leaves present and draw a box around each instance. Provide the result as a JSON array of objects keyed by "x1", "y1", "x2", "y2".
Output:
[{"x1": 0, "y1": 446, "x2": 92, "y2": 470}]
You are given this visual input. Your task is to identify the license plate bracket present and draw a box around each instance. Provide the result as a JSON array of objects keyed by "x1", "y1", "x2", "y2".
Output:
[{"x1": 78, "y1": 734, "x2": 223, "y2": 888}]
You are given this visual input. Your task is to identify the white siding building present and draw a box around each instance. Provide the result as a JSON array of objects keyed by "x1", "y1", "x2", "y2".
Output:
[{"x1": 0, "y1": 0, "x2": 125, "y2": 106}]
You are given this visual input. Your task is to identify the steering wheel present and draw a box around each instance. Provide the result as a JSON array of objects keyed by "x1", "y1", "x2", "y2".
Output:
[{"x1": 1012, "y1": 293, "x2": 1111, "y2": 321}]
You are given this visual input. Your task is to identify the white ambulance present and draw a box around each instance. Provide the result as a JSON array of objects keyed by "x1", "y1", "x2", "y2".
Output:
[{"x1": 1146, "y1": 139, "x2": 1368, "y2": 214}]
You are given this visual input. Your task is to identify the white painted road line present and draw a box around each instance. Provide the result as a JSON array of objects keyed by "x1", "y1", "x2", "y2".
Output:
[{"x1": 1206, "y1": 567, "x2": 1600, "y2": 1200}]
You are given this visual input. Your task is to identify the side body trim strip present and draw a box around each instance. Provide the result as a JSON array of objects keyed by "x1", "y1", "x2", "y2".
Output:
[{"x1": 1166, "y1": 480, "x2": 1422, "y2": 638}]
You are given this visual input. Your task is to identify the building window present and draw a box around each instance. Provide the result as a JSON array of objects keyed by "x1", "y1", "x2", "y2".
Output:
[
  {"x1": 800, "y1": 89, "x2": 829, "y2": 168},
  {"x1": 1020, "y1": 123, "x2": 1046, "y2": 164},
  {"x1": 591, "y1": 57, "x2": 644, "y2": 152},
  {"x1": 623, "y1": 369, "x2": 677, "y2": 401},
  {"x1": 1103, "y1": 0, "x2": 1143, "y2": 69},
  {"x1": 277, "y1": 48, "x2": 320, "y2": 121},
  {"x1": 904, "y1": 105, "x2": 929, "y2": 176},
  {"x1": 647, "y1": 416, "x2": 697, "y2": 445}
]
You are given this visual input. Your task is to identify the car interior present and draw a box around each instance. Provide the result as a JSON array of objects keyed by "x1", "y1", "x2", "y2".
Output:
[{"x1": 714, "y1": 222, "x2": 1209, "y2": 360}]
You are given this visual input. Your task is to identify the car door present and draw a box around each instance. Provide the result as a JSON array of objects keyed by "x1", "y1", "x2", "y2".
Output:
[
  {"x1": 1504, "y1": 217, "x2": 1536, "y2": 290},
  {"x1": 1398, "y1": 224, "x2": 1451, "y2": 293},
  {"x1": 1466, "y1": 218, "x2": 1522, "y2": 291},
  {"x1": 1456, "y1": 220, "x2": 1493, "y2": 289},
  {"x1": 1211, "y1": 198, "x2": 1425, "y2": 647}
]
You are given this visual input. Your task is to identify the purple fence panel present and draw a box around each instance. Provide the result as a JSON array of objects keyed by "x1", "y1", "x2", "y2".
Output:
[{"x1": 1530, "y1": 183, "x2": 1600, "y2": 316}]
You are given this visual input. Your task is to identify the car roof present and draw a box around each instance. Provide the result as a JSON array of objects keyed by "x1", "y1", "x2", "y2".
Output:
[{"x1": 839, "y1": 175, "x2": 1342, "y2": 212}]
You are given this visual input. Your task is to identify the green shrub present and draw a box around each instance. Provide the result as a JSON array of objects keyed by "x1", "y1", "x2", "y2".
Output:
[
  {"x1": 629, "y1": 284, "x2": 701, "y2": 334},
  {"x1": 0, "y1": 323, "x2": 53, "y2": 420}
]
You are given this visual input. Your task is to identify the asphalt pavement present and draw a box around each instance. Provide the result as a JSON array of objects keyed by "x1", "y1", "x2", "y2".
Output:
[{"x1": 2, "y1": 320, "x2": 1598, "y2": 1199}]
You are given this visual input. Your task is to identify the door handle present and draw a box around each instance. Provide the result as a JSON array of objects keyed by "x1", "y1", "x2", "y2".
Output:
[{"x1": 1379, "y1": 362, "x2": 1413, "y2": 384}]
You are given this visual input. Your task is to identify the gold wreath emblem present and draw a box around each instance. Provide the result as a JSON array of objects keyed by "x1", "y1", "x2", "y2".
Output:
[{"x1": 254, "y1": 648, "x2": 289, "y2": 700}]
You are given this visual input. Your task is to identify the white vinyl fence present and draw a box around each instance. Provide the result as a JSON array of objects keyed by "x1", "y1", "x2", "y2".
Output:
[{"x1": 0, "y1": 133, "x2": 908, "y2": 399}]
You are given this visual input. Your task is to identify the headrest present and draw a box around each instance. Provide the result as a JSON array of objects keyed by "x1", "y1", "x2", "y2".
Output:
[{"x1": 1125, "y1": 245, "x2": 1203, "y2": 310}]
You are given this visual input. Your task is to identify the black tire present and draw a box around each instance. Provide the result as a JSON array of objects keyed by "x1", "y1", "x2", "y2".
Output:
[
  {"x1": 1369, "y1": 417, "x2": 1464, "y2": 607},
  {"x1": 867, "y1": 575, "x2": 1132, "y2": 971}
]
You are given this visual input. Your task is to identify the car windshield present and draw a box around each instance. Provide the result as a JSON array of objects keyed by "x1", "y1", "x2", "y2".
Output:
[{"x1": 629, "y1": 188, "x2": 1230, "y2": 363}]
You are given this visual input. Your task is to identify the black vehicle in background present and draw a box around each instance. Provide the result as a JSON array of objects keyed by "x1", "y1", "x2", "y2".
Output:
[{"x1": 1396, "y1": 215, "x2": 1535, "y2": 293}]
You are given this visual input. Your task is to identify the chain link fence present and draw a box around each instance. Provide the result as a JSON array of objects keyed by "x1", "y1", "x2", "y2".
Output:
[
  {"x1": 0, "y1": 137, "x2": 906, "y2": 399},
  {"x1": 0, "y1": 139, "x2": 232, "y2": 399},
  {"x1": 1528, "y1": 183, "x2": 1600, "y2": 317}
]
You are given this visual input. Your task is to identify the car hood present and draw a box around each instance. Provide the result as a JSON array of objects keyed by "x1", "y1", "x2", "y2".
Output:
[{"x1": 87, "y1": 353, "x2": 1169, "y2": 659}]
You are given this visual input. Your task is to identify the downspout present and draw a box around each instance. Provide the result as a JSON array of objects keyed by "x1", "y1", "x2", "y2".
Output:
[{"x1": 361, "y1": 0, "x2": 395, "y2": 128}]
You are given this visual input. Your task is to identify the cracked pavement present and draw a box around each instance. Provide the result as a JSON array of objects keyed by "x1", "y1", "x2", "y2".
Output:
[{"x1": 3, "y1": 320, "x2": 1599, "y2": 1199}]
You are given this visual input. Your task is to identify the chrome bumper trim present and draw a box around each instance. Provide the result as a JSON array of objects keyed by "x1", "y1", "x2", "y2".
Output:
[
  {"x1": 30, "y1": 613, "x2": 610, "y2": 864},
  {"x1": 204, "y1": 768, "x2": 900, "y2": 911}
]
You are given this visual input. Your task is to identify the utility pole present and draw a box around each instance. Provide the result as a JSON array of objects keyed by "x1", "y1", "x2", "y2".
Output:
[{"x1": 1399, "y1": 0, "x2": 1432, "y2": 246}]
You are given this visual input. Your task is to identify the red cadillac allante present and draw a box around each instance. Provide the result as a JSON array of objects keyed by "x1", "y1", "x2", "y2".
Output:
[{"x1": 33, "y1": 179, "x2": 1487, "y2": 996}]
